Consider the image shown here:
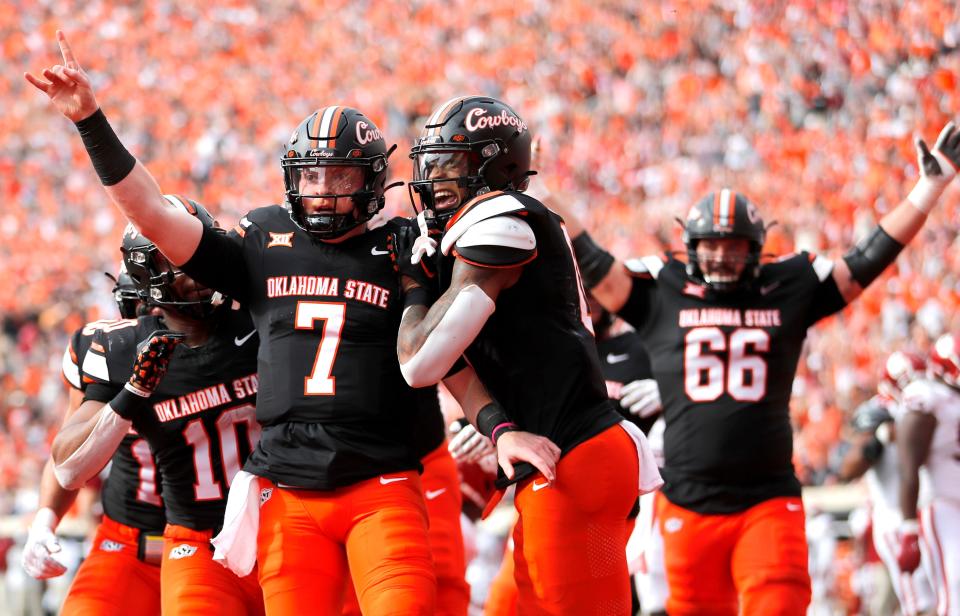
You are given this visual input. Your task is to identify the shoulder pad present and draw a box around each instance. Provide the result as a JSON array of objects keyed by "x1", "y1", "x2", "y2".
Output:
[
  {"x1": 441, "y1": 193, "x2": 526, "y2": 256},
  {"x1": 624, "y1": 255, "x2": 665, "y2": 280},
  {"x1": 902, "y1": 380, "x2": 938, "y2": 415},
  {"x1": 82, "y1": 316, "x2": 162, "y2": 385},
  {"x1": 809, "y1": 253, "x2": 834, "y2": 282},
  {"x1": 452, "y1": 216, "x2": 537, "y2": 268},
  {"x1": 236, "y1": 205, "x2": 287, "y2": 234},
  {"x1": 62, "y1": 335, "x2": 82, "y2": 391}
]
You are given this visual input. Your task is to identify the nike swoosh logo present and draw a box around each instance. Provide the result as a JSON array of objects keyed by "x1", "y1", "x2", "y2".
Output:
[
  {"x1": 760, "y1": 281, "x2": 781, "y2": 296},
  {"x1": 532, "y1": 480, "x2": 550, "y2": 492},
  {"x1": 425, "y1": 488, "x2": 447, "y2": 500},
  {"x1": 379, "y1": 476, "x2": 408, "y2": 485},
  {"x1": 371, "y1": 247, "x2": 390, "y2": 256},
  {"x1": 234, "y1": 330, "x2": 256, "y2": 346},
  {"x1": 606, "y1": 353, "x2": 629, "y2": 364},
  {"x1": 786, "y1": 502, "x2": 802, "y2": 512}
]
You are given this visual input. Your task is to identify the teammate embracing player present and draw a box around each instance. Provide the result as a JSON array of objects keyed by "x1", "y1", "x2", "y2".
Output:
[
  {"x1": 396, "y1": 95, "x2": 662, "y2": 614},
  {"x1": 559, "y1": 122, "x2": 960, "y2": 614}
]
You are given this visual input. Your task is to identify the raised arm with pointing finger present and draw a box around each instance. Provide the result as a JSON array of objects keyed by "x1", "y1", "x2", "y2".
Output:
[{"x1": 25, "y1": 30, "x2": 201, "y2": 266}]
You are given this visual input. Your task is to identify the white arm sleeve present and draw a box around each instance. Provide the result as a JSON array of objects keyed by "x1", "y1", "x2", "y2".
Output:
[
  {"x1": 54, "y1": 406, "x2": 132, "y2": 490},
  {"x1": 400, "y1": 285, "x2": 495, "y2": 388}
]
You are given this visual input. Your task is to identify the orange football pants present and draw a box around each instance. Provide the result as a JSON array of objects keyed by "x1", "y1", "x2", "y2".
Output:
[
  {"x1": 161, "y1": 524, "x2": 264, "y2": 616},
  {"x1": 657, "y1": 494, "x2": 811, "y2": 616},
  {"x1": 483, "y1": 538, "x2": 517, "y2": 616},
  {"x1": 257, "y1": 470, "x2": 436, "y2": 615},
  {"x1": 60, "y1": 515, "x2": 161, "y2": 616},
  {"x1": 511, "y1": 423, "x2": 639, "y2": 615},
  {"x1": 343, "y1": 442, "x2": 470, "y2": 616}
]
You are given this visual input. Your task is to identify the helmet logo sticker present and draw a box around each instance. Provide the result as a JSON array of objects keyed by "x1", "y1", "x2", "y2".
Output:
[
  {"x1": 464, "y1": 108, "x2": 527, "y2": 133},
  {"x1": 355, "y1": 120, "x2": 383, "y2": 145},
  {"x1": 746, "y1": 201, "x2": 760, "y2": 223}
]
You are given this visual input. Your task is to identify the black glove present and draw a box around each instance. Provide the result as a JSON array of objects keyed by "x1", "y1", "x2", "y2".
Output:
[
  {"x1": 391, "y1": 215, "x2": 440, "y2": 300},
  {"x1": 129, "y1": 330, "x2": 184, "y2": 394}
]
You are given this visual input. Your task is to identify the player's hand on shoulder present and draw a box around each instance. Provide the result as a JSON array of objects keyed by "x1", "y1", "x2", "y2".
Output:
[
  {"x1": 24, "y1": 30, "x2": 99, "y2": 123},
  {"x1": 128, "y1": 329, "x2": 184, "y2": 395},
  {"x1": 495, "y1": 431, "x2": 560, "y2": 484},
  {"x1": 21, "y1": 509, "x2": 66, "y2": 580},
  {"x1": 619, "y1": 379, "x2": 662, "y2": 418},
  {"x1": 447, "y1": 420, "x2": 495, "y2": 463}
]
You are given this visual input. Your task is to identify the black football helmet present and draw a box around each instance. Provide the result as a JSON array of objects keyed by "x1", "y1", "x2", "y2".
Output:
[
  {"x1": 409, "y1": 95, "x2": 533, "y2": 227},
  {"x1": 104, "y1": 265, "x2": 141, "y2": 319},
  {"x1": 682, "y1": 189, "x2": 766, "y2": 292},
  {"x1": 121, "y1": 195, "x2": 224, "y2": 320},
  {"x1": 282, "y1": 106, "x2": 395, "y2": 240}
]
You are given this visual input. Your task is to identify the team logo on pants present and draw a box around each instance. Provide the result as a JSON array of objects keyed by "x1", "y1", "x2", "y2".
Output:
[
  {"x1": 99, "y1": 539, "x2": 124, "y2": 553},
  {"x1": 260, "y1": 487, "x2": 273, "y2": 506},
  {"x1": 664, "y1": 518, "x2": 683, "y2": 533},
  {"x1": 169, "y1": 544, "x2": 198, "y2": 560}
]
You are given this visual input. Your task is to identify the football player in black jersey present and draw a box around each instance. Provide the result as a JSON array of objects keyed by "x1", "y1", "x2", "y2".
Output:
[
  {"x1": 395, "y1": 95, "x2": 662, "y2": 614},
  {"x1": 557, "y1": 122, "x2": 960, "y2": 615},
  {"x1": 28, "y1": 32, "x2": 442, "y2": 614},
  {"x1": 51, "y1": 198, "x2": 265, "y2": 616},
  {"x1": 23, "y1": 267, "x2": 167, "y2": 616}
]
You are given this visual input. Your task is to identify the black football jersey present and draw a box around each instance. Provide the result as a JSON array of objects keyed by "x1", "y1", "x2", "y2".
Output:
[
  {"x1": 63, "y1": 320, "x2": 166, "y2": 532},
  {"x1": 82, "y1": 309, "x2": 259, "y2": 530},
  {"x1": 619, "y1": 253, "x2": 847, "y2": 513},
  {"x1": 596, "y1": 330, "x2": 658, "y2": 435},
  {"x1": 182, "y1": 206, "x2": 421, "y2": 489},
  {"x1": 435, "y1": 192, "x2": 622, "y2": 454}
]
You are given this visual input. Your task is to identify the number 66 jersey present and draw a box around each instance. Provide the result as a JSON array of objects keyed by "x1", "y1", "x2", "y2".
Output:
[{"x1": 618, "y1": 252, "x2": 848, "y2": 514}]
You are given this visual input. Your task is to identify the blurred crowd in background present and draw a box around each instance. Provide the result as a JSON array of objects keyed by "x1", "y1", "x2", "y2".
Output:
[{"x1": 1, "y1": 0, "x2": 960, "y2": 605}]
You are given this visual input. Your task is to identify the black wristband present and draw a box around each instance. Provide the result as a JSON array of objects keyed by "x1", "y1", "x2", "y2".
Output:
[
  {"x1": 74, "y1": 109, "x2": 137, "y2": 186},
  {"x1": 842, "y1": 225, "x2": 904, "y2": 288},
  {"x1": 109, "y1": 385, "x2": 152, "y2": 420},
  {"x1": 572, "y1": 230, "x2": 615, "y2": 290},
  {"x1": 476, "y1": 402, "x2": 513, "y2": 438},
  {"x1": 403, "y1": 286, "x2": 431, "y2": 310}
]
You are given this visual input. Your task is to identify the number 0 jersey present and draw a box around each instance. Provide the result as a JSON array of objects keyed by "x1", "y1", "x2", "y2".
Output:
[
  {"x1": 63, "y1": 320, "x2": 166, "y2": 532},
  {"x1": 619, "y1": 253, "x2": 847, "y2": 513},
  {"x1": 182, "y1": 205, "x2": 422, "y2": 489},
  {"x1": 435, "y1": 191, "x2": 623, "y2": 454},
  {"x1": 81, "y1": 310, "x2": 260, "y2": 530}
]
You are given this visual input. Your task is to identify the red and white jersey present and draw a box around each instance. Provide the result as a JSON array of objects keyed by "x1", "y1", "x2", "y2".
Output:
[{"x1": 902, "y1": 379, "x2": 960, "y2": 503}]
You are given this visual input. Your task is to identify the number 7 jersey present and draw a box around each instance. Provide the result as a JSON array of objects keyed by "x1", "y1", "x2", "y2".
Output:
[{"x1": 619, "y1": 252, "x2": 847, "y2": 513}]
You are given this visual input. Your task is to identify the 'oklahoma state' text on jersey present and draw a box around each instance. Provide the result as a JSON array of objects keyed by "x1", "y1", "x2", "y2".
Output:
[
  {"x1": 81, "y1": 310, "x2": 259, "y2": 530},
  {"x1": 436, "y1": 192, "x2": 622, "y2": 454},
  {"x1": 183, "y1": 206, "x2": 421, "y2": 488},
  {"x1": 65, "y1": 320, "x2": 166, "y2": 532},
  {"x1": 619, "y1": 253, "x2": 847, "y2": 513}
]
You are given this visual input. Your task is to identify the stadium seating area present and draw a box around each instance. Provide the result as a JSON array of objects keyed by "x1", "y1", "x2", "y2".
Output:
[{"x1": 2, "y1": 0, "x2": 960, "y2": 516}]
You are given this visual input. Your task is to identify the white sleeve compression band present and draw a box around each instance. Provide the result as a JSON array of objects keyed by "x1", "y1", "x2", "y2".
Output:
[
  {"x1": 54, "y1": 406, "x2": 132, "y2": 490},
  {"x1": 400, "y1": 284, "x2": 496, "y2": 388}
]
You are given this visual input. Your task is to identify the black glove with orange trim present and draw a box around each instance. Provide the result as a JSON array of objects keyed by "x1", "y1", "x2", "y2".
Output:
[{"x1": 128, "y1": 330, "x2": 184, "y2": 395}]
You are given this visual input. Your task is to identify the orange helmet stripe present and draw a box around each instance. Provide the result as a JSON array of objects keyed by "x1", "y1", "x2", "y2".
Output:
[{"x1": 428, "y1": 96, "x2": 469, "y2": 136}]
